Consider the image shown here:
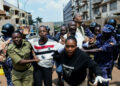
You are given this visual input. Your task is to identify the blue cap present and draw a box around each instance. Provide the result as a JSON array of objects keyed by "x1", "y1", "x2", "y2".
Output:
[
  {"x1": 89, "y1": 34, "x2": 94, "y2": 38},
  {"x1": 102, "y1": 24, "x2": 113, "y2": 33}
]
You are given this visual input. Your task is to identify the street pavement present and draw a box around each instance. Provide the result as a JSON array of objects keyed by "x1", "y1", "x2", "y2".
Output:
[
  {"x1": 52, "y1": 67, "x2": 120, "y2": 86},
  {"x1": 110, "y1": 67, "x2": 120, "y2": 86}
]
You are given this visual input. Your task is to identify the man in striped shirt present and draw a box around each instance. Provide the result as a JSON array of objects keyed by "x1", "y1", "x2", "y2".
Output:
[{"x1": 29, "y1": 25, "x2": 64, "y2": 86}]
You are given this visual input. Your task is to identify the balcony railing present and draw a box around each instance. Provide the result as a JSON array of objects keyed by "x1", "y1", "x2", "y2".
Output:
[
  {"x1": 103, "y1": 0, "x2": 111, "y2": 3},
  {"x1": 93, "y1": 0, "x2": 102, "y2": 4}
]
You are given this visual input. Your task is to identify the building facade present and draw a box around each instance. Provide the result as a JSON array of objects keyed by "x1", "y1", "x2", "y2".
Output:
[
  {"x1": 64, "y1": 0, "x2": 120, "y2": 26},
  {"x1": 0, "y1": 0, "x2": 32, "y2": 30},
  {"x1": 63, "y1": 0, "x2": 76, "y2": 25}
]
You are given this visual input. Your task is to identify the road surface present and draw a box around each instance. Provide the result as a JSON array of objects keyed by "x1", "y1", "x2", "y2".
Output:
[{"x1": 52, "y1": 67, "x2": 120, "y2": 86}]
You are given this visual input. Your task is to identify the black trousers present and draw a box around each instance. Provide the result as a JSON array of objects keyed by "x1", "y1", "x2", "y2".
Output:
[{"x1": 34, "y1": 65, "x2": 52, "y2": 86}]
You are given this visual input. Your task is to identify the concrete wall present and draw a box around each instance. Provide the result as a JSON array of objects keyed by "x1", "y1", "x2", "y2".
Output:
[{"x1": 0, "y1": 0, "x2": 4, "y2": 10}]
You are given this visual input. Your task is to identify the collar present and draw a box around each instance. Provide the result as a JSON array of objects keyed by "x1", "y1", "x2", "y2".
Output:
[{"x1": 14, "y1": 39, "x2": 26, "y2": 48}]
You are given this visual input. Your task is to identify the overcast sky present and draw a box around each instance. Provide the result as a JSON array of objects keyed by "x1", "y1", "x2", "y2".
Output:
[{"x1": 5, "y1": 0, "x2": 70, "y2": 22}]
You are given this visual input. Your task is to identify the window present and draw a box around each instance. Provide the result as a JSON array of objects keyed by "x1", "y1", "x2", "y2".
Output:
[
  {"x1": 102, "y1": 4, "x2": 107, "y2": 12},
  {"x1": 110, "y1": 1, "x2": 117, "y2": 11},
  {"x1": 10, "y1": 10, "x2": 14, "y2": 15},
  {"x1": 23, "y1": 20, "x2": 26, "y2": 24},
  {"x1": 94, "y1": 7, "x2": 99, "y2": 14},
  {"x1": 16, "y1": 18, "x2": 19, "y2": 24}
]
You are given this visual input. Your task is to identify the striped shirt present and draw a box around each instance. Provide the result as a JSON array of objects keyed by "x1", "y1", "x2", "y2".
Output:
[{"x1": 29, "y1": 38, "x2": 64, "y2": 68}]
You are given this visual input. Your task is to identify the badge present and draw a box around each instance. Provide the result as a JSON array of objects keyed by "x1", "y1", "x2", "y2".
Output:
[
  {"x1": 41, "y1": 55, "x2": 45, "y2": 59},
  {"x1": 48, "y1": 47, "x2": 50, "y2": 51}
]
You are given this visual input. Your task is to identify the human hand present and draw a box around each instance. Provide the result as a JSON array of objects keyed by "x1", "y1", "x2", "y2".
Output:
[
  {"x1": 60, "y1": 36, "x2": 65, "y2": 45},
  {"x1": 34, "y1": 58, "x2": 40, "y2": 62},
  {"x1": 67, "y1": 32, "x2": 71, "y2": 37},
  {"x1": 0, "y1": 55, "x2": 5, "y2": 62}
]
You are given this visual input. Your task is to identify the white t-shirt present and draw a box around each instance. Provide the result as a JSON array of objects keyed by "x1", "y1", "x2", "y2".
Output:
[
  {"x1": 29, "y1": 38, "x2": 64, "y2": 68},
  {"x1": 63, "y1": 32, "x2": 84, "y2": 48}
]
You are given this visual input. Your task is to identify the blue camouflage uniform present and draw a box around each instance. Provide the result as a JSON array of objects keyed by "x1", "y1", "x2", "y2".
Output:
[
  {"x1": 85, "y1": 28, "x2": 94, "y2": 37},
  {"x1": 94, "y1": 25, "x2": 116, "y2": 86},
  {"x1": 1, "y1": 35, "x2": 13, "y2": 86}
]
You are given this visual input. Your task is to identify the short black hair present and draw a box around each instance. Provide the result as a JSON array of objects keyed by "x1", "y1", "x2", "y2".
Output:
[
  {"x1": 65, "y1": 36, "x2": 77, "y2": 45},
  {"x1": 73, "y1": 13, "x2": 82, "y2": 20},
  {"x1": 12, "y1": 31, "x2": 23, "y2": 37},
  {"x1": 39, "y1": 25, "x2": 47, "y2": 31}
]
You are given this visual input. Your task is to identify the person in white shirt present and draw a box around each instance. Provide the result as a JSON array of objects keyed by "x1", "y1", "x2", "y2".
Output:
[
  {"x1": 60, "y1": 21, "x2": 84, "y2": 49},
  {"x1": 73, "y1": 13, "x2": 85, "y2": 38}
]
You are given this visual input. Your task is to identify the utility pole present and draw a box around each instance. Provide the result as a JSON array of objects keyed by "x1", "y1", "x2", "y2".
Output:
[
  {"x1": 17, "y1": 0, "x2": 19, "y2": 8},
  {"x1": 89, "y1": 0, "x2": 92, "y2": 20}
]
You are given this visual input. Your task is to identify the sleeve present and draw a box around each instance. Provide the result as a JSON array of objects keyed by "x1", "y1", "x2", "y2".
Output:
[
  {"x1": 100, "y1": 44, "x2": 113, "y2": 52},
  {"x1": 7, "y1": 50, "x2": 22, "y2": 64},
  {"x1": 87, "y1": 57, "x2": 102, "y2": 76},
  {"x1": 52, "y1": 52, "x2": 61, "y2": 65},
  {"x1": 100, "y1": 39, "x2": 116, "y2": 52},
  {"x1": 54, "y1": 42, "x2": 64, "y2": 53}
]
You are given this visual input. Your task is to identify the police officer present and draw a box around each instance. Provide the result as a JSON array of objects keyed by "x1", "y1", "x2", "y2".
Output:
[
  {"x1": 107, "y1": 19, "x2": 120, "y2": 73},
  {"x1": 83, "y1": 24, "x2": 116, "y2": 86},
  {"x1": 0, "y1": 23, "x2": 15, "y2": 86},
  {"x1": 84, "y1": 22, "x2": 98, "y2": 38},
  {"x1": 7, "y1": 31, "x2": 39, "y2": 86},
  {"x1": 90, "y1": 22, "x2": 98, "y2": 34},
  {"x1": 116, "y1": 24, "x2": 120, "y2": 69},
  {"x1": 107, "y1": 19, "x2": 117, "y2": 29}
]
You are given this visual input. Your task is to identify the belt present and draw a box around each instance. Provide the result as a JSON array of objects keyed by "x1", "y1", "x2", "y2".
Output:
[{"x1": 13, "y1": 66, "x2": 31, "y2": 72}]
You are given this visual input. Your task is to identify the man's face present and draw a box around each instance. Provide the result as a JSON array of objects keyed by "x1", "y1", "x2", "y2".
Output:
[
  {"x1": 68, "y1": 22, "x2": 77, "y2": 35},
  {"x1": 39, "y1": 27, "x2": 47, "y2": 38},
  {"x1": 94, "y1": 27, "x2": 101, "y2": 35},
  {"x1": 60, "y1": 26, "x2": 67, "y2": 35},
  {"x1": 12, "y1": 33, "x2": 22, "y2": 46},
  {"x1": 74, "y1": 15, "x2": 82, "y2": 23},
  {"x1": 65, "y1": 39, "x2": 77, "y2": 57}
]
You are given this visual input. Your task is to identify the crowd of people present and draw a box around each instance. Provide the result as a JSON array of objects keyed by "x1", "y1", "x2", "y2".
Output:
[{"x1": 0, "y1": 13, "x2": 120, "y2": 86}]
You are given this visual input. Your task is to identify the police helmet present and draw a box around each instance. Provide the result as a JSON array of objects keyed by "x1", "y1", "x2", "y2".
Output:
[
  {"x1": 2, "y1": 23, "x2": 15, "y2": 36},
  {"x1": 46, "y1": 26, "x2": 50, "y2": 31},
  {"x1": 107, "y1": 19, "x2": 117, "y2": 27},
  {"x1": 90, "y1": 22, "x2": 98, "y2": 28},
  {"x1": 89, "y1": 22, "x2": 98, "y2": 33}
]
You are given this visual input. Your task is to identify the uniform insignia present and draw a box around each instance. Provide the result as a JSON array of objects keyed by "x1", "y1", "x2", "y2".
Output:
[{"x1": 48, "y1": 47, "x2": 51, "y2": 51}]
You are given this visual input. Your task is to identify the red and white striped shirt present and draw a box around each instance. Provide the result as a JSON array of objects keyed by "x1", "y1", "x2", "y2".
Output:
[{"x1": 29, "y1": 38, "x2": 64, "y2": 68}]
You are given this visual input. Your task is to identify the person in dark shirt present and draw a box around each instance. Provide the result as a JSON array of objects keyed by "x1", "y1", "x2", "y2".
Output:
[
  {"x1": 54, "y1": 25, "x2": 68, "y2": 42},
  {"x1": 53, "y1": 36, "x2": 110, "y2": 86}
]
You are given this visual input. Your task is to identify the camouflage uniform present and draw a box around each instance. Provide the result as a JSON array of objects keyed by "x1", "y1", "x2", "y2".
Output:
[{"x1": 7, "y1": 39, "x2": 33, "y2": 86}]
